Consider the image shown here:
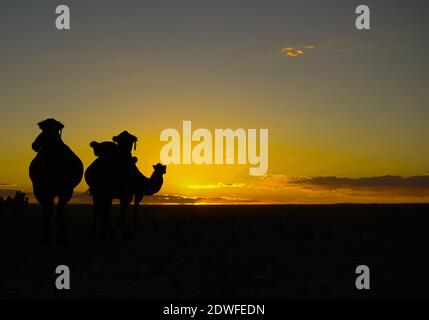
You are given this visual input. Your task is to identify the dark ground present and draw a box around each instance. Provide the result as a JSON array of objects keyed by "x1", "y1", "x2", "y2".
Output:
[{"x1": 1, "y1": 204, "x2": 429, "y2": 299}]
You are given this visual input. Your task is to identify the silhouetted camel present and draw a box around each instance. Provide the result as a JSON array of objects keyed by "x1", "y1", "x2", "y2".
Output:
[
  {"x1": 29, "y1": 119, "x2": 83, "y2": 243},
  {"x1": 85, "y1": 131, "x2": 138, "y2": 239},
  {"x1": 133, "y1": 162, "x2": 166, "y2": 227}
]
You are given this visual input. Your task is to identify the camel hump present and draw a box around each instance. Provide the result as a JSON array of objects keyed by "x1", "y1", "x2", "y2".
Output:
[{"x1": 90, "y1": 141, "x2": 117, "y2": 157}]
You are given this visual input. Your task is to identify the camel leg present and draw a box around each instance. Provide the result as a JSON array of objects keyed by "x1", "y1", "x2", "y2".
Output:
[
  {"x1": 105, "y1": 200, "x2": 116, "y2": 237},
  {"x1": 41, "y1": 199, "x2": 54, "y2": 243},
  {"x1": 99, "y1": 198, "x2": 115, "y2": 240},
  {"x1": 57, "y1": 190, "x2": 72, "y2": 244},
  {"x1": 115, "y1": 212, "x2": 122, "y2": 228},
  {"x1": 90, "y1": 196, "x2": 99, "y2": 236},
  {"x1": 100, "y1": 201, "x2": 107, "y2": 240},
  {"x1": 120, "y1": 198, "x2": 133, "y2": 239},
  {"x1": 100, "y1": 199, "x2": 111, "y2": 240},
  {"x1": 134, "y1": 193, "x2": 143, "y2": 228},
  {"x1": 115, "y1": 197, "x2": 123, "y2": 228}
]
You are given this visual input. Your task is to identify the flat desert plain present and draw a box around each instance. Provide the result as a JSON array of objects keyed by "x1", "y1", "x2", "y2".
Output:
[{"x1": 1, "y1": 204, "x2": 429, "y2": 299}]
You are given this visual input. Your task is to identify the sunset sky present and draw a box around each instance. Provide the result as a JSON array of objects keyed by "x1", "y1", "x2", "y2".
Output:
[{"x1": 1, "y1": 0, "x2": 429, "y2": 204}]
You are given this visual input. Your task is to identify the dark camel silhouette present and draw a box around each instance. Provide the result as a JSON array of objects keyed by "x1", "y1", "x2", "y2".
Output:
[
  {"x1": 133, "y1": 162, "x2": 166, "y2": 227},
  {"x1": 85, "y1": 131, "x2": 138, "y2": 239},
  {"x1": 29, "y1": 119, "x2": 83, "y2": 243},
  {"x1": 85, "y1": 132, "x2": 166, "y2": 237}
]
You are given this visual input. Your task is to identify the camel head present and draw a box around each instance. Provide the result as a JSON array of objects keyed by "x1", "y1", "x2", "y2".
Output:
[
  {"x1": 112, "y1": 131, "x2": 138, "y2": 152},
  {"x1": 32, "y1": 119, "x2": 64, "y2": 152},
  {"x1": 152, "y1": 163, "x2": 167, "y2": 176}
]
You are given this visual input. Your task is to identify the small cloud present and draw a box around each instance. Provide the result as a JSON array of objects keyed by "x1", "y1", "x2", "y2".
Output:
[
  {"x1": 281, "y1": 44, "x2": 314, "y2": 58},
  {"x1": 286, "y1": 51, "x2": 300, "y2": 57},
  {"x1": 132, "y1": 194, "x2": 261, "y2": 205},
  {"x1": 188, "y1": 182, "x2": 246, "y2": 190}
]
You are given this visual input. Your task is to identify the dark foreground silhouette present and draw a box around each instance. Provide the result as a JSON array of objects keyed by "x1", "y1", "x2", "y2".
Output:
[
  {"x1": 1, "y1": 204, "x2": 429, "y2": 299},
  {"x1": 28, "y1": 119, "x2": 166, "y2": 243},
  {"x1": 0, "y1": 191, "x2": 28, "y2": 213},
  {"x1": 29, "y1": 119, "x2": 84, "y2": 243},
  {"x1": 85, "y1": 132, "x2": 166, "y2": 239}
]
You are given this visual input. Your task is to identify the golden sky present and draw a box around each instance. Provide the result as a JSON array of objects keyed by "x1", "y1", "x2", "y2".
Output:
[{"x1": 1, "y1": 1, "x2": 429, "y2": 204}]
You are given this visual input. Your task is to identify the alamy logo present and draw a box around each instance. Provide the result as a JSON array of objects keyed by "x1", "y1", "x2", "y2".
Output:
[
  {"x1": 355, "y1": 5, "x2": 370, "y2": 30},
  {"x1": 55, "y1": 265, "x2": 70, "y2": 290},
  {"x1": 355, "y1": 265, "x2": 370, "y2": 290},
  {"x1": 54, "y1": 4, "x2": 371, "y2": 32},
  {"x1": 55, "y1": 5, "x2": 70, "y2": 30},
  {"x1": 160, "y1": 121, "x2": 269, "y2": 176}
]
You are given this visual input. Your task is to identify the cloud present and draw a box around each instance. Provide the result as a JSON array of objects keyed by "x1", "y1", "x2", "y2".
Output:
[
  {"x1": 142, "y1": 194, "x2": 268, "y2": 205},
  {"x1": 286, "y1": 51, "x2": 301, "y2": 57},
  {"x1": 188, "y1": 182, "x2": 246, "y2": 190},
  {"x1": 29, "y1": 191, "x2": 261, "y2": 205},
  {"x1": 208, "y1": 173, "x2": 429, "y2": 199},
  {"x1": 22, "y1": 174, "x2": 429, "y2": 205},
  {"x1": 0, "y1": 183, "x2": 16, "y2": 187},
  {"x1": 281, "y1": 47, "x2": 304, "y2": 57},
  {"x1": 281, "y1": 44, "x2": 315, "y2": 58},
  {"x1": 290, "y1": 175, "x2": 429, "y2": 197},
  {"x1": 182, "y1": 173, "x2": 429, "y2": 201}
]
